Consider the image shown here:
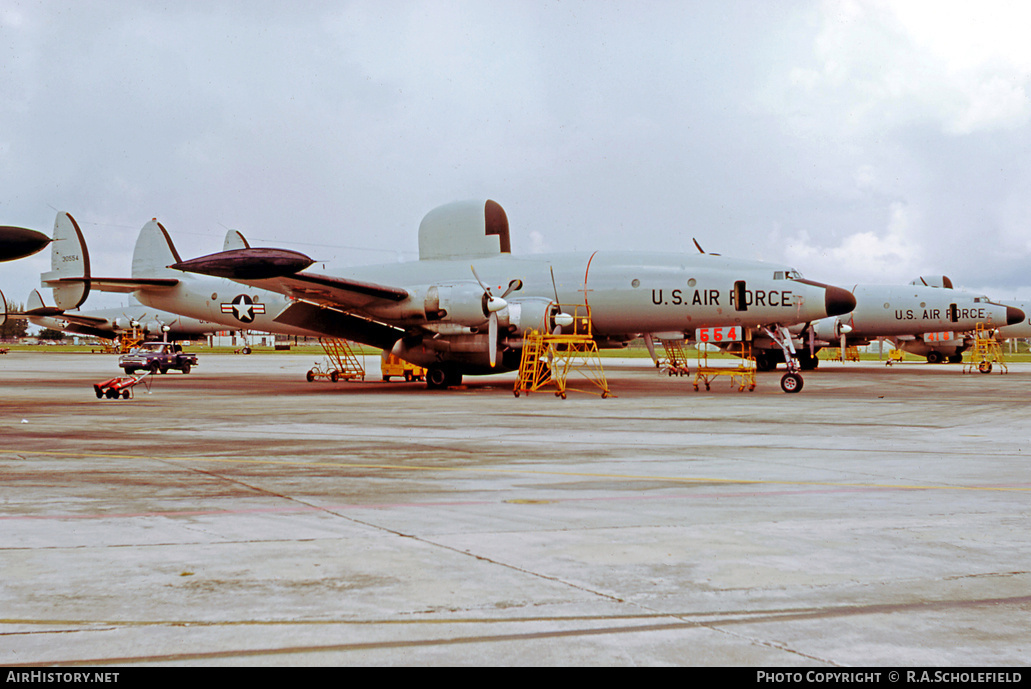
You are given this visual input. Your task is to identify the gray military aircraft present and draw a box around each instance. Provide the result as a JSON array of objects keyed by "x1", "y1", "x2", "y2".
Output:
[
  {"x1": 40, "y1": 211, "x2": 322, "y2": 340},
  {"x1": 163, "y1": 199, "x2": 856, "y2": 391},
  {"x1": 4, "y1": 288, "x2": 220, "y2": 341},
  {"x1": 740, "y1": 276, "x2": 1023, "y2": 368},
  {"x1": 993, "y1": 300, "x2": 1031, "y2": 342},
  {"x1": 0, "y1": 225, "x2": 51, "y2": 263}
]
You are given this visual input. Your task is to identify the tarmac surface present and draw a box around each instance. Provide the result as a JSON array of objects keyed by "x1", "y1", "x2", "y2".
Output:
[{"x1": 1, "y1": 351, "x2": 1029, "y2": 667}]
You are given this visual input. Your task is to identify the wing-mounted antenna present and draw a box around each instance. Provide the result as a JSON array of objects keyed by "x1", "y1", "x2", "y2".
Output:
[{"x1": 40, "y1": 212, "x2": 91, "y2": 309}]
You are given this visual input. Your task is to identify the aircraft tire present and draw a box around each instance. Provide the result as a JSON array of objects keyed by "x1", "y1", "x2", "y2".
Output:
[
  {"x1": 780, "y1": 372, "x2": 803, "y2": 393},
  {"x1": 426, "y1": 367, "x2": 449, "y2": 389},
  {"x1": 926, "y1": 351, "x2": 943, "y2": 364}
]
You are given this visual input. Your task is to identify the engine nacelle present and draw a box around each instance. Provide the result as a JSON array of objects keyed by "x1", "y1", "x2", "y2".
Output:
[
  {"x1": 497, "y1": 297, "x2": 564, "y2": 336},
  {"x1": 811, "y1": 316, "x2": 851, "y2": 341},
  {"x1": 423, "y1": 282, "x2": 491, "y2": 327}
]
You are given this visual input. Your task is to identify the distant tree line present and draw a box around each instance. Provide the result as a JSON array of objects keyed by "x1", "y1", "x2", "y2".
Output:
[{"x1": 0, "y1": 303, "x2": 27, "y2": 339}]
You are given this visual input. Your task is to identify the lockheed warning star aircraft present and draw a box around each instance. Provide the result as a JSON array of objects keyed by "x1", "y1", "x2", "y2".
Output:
[
  {"x1": 168, "y1": 199, "x2": 857, "y2": 392},
  {"x1": 735, "y1": 276, "x2": 1023, "y2": 369},
  {"x1": 4, "y1": 289, "x2": 219, "y2": 341}
]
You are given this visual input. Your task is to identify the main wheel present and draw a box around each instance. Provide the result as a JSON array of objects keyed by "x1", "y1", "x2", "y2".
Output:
[
  {"x1": 426, "y1": 367, "x2": 449, "y2": 389},
  {"x1": 780, "y1": 372, "x2": 804, "y2": 393},
  {"x1": 926, "y1": 351, "x2": 943, "y2": 364}
]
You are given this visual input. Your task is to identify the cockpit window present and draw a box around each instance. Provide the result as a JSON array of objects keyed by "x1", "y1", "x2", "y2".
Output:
[{"x1": 774, "y1": 270, "x2": 804, "y2": 280}]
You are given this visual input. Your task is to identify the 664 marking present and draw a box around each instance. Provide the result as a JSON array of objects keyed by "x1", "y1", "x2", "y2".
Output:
[{"x1": 695, "y1": 326, "x2": 742, "y2": 343}]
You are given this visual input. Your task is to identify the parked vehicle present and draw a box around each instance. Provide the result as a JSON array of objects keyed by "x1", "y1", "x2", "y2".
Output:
[{"x1": 118, "y1": 342, "x2": 198, "y2": 375}]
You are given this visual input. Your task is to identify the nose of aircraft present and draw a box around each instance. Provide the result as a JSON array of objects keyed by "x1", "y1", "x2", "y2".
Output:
[
  {"x1": 1006, "y1": 305, "x2": 1025, "y2": 326},
  {"x1": 824, "y1": 284, "x2": 857, "y2": 318}
]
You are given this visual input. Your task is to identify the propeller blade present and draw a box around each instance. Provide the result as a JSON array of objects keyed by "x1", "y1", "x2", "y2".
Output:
[
  {"x1": 501, "y1": 279, "x2": 522, "y2": 299},
  {"x1": 840, "y1": 333, "x2": 847, "y2": 361},
  {"x1": 489, "y1": 312, "x2": 498, "y2": 367},
  {"x1": 470, "y1": 264, "x2": 489, "y2": 294},
  {"x1": 643, "y1": 334, "x2": 659, "y2": 368}
]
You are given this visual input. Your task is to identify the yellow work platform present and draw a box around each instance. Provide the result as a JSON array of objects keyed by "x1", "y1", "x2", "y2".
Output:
[
  {"x1": 963, "y1": 323, "x2": 1006, "y2": 374},
  {"x1": 693, "y1": 341, "x2": 756, "y2": 392},
  {"x1": 514, "y1": 306, "x2": 612, "y2": 399}
]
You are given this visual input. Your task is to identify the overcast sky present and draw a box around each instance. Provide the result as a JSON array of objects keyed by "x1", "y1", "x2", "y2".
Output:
[{"x1": 3, "y1": 0, "x2": 1031, "y2": 310}]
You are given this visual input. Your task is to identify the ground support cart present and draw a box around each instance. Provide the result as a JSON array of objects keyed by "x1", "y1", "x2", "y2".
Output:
[{"x1": 93, "y1": 371, "x2": 152, "y2": 400}]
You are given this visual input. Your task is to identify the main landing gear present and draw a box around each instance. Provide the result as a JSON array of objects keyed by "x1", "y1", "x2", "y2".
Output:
[{"x1": 425, "y1": 366, "x2": 463, "y2": 390}]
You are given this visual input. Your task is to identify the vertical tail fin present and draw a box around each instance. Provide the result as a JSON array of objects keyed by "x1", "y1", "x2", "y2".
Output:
[
  {"x1": 131, "y1": 219, "x2": 183, "y2": 278},
  {"x1": 223, "y1": 229, "x2": 251, "y2": 251},
  {"x1": 40, "y1": 212, "x2": 91, "y2": 309}
]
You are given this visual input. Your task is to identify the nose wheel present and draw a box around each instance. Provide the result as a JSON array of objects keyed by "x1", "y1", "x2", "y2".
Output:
[
  {"x1": 763, "y1": 324, "x2": 806, "y2": 394},
  {"x1": 780, "y1": 371, "x2": 804, "y2": 393}
]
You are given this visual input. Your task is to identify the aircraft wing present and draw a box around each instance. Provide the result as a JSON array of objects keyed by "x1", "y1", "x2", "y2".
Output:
[
  {"x1": 171, "y1": 249, "x2": 409, "y2": 309},
  {"x1": 42, "y1": 276, "x2": 180, "y2": 294},
  {"x1": 171, "y1": 248, "x2": 410, "y2": 349}
]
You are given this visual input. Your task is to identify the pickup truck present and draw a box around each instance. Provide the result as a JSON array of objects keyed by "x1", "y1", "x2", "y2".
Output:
[{"x1": 119, "y1": 342, "x2": 198, "y2": 375}]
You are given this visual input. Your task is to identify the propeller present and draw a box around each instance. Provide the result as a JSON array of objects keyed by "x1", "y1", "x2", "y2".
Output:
[
  {"x1": 839, "y1": 323, "x2": 853, "y2": 362},
  {"x1": 548, "y1": 266, "x2": 575, "y2": 334},
  {"x1": 471, "y1": 266, "x2": 522, "y2": 367},
  {"x1": 643, "y1": 333, "x2": 660, "y2": 367}
]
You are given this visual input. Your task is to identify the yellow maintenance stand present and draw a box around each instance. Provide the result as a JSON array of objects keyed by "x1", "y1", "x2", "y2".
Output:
[
  {"x1": 822, "y1": 346, "x2": 860, "y2": 363},
  {"x1": 963, "y1": 323, "x2": 1007, "y2": 374},
  {"x1": 306, "y1": 337, "x2": 366, "y2": 382},
  {"x1": 693, "y1": 339, "x2": 756, "y2": 392},
  {"x1": 659, "y1": 339, "x2": 691, "y2": 377},
  {"x1": 514, "y1": 305, "x2": 612, "y2": 399}
]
